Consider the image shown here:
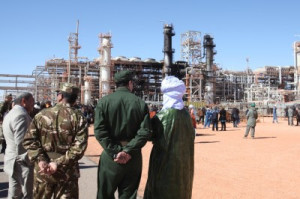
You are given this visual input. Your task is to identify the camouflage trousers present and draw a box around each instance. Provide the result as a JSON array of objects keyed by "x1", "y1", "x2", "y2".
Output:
[{"x1": 33, "y1": 178, "x2": 79, "y2": 199}]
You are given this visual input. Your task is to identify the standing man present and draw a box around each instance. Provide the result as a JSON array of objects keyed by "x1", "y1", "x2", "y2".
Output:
[
  {"x1": 3, "y1": 92, "x2": 34, "y2": 198},
  {"x1": 219, "y1": 107, "x2": 227, "y2": 131},
  {"x1": 204, "y1": 108, "x2": 212, "y2": 128},
  {"x1": 94, "y1": 70, "x2": 151, "y2": 199},
  {"x1": 188, "y1": 105, "x2": 197, "y2": 129},
  {"x1": 144, "y1": 76, "x2": 194, "y2": 199},
  {"x1": 273, "y1": 105, "x2": 278, "y2": 123},
  {"x1": 244, "y1": 103, "x2": 258, "y2": 139},
  {"x1": 231, "y1": 107, "x2": 240, "y2": 127},
  {"x1": 288, "y1": 106, "x2": 294, "y2": 126},
  {"x1": 0, "y1": 94, "x2": 13, "y2": 154},
  {"x1": 23, "y1": 83, "x2": 88, "y2": 199},
  {"x1": 296, "y1": 107, "x2": 300, "y2": 126},
  {"x1": 211, "y1": 106, "x2": 219, "y2": 131}
]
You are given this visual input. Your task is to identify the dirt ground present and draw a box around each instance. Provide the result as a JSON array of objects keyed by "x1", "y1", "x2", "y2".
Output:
[{"x1": 85, "y1": 117, "x2": 300, "y2": 199}]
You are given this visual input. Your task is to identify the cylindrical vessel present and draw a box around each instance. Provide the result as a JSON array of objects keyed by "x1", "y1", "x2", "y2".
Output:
[{"x1": 84, "y1": 80, "x2": 91, "y2": 105}]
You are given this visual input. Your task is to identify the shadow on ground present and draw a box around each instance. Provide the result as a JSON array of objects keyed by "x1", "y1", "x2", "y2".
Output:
[
  {"x1": 195, "y1": 141, "x2": 220, "y2": 144},
  {"x1": 253, "y1": 137, "x2": 277, "y2": 139},
  {"x1": 196, "y1": 133, "x2": 216, "y2": 136},
  {"x1": 79, "y1": 165, "x2": 98, "y2": 169}
]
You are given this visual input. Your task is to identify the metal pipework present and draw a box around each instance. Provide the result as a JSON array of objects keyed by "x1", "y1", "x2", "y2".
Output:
[{"x1": 163, "y1": 24, "x2": 175, "y2": 76}]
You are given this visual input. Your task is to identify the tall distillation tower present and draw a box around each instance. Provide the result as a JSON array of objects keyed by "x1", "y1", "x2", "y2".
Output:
[
  {"x1": 163, "y1": 24, "x2": 175, "y2": 76},
  {"x1": 67, "y1": 20, "x2": 81, "y2": 83},
  {"x1": 203, "y1": 34, "x2": 216, "y2": 104},
  {"x1": 294, "y1": 41, "x2": 300, "y2": 97},
  {"x1": 98, "y1": 33, "x2": 113, "y2": 98}
]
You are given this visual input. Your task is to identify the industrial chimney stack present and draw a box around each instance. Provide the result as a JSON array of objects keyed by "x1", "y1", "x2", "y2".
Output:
[
  {"x1": 203, "y1": 34, "x2": 216, "y2": 104},
  {"x1": 163, "y1": 24, "x2": 175, "y2": 76}
]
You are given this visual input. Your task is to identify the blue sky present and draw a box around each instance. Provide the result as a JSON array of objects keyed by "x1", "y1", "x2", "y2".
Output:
[{"x1": 0, "y1": 0, "x2": 299, "y2": 76}]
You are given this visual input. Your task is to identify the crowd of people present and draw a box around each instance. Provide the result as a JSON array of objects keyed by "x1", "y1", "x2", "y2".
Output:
[
  {"x1": 185, "y1": 105, "x2": 242, "y2": 132},
  {"x1": 0, "y1": 72, "x2": 195, "y2": 199},
  {"x1": 0, "y1": 70, "x2": 300, "y2": 198}
]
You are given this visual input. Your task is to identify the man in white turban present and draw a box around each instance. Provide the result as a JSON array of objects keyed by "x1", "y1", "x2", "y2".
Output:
[{"x1": 144, "y1": 76, "x2": 195, "y2": 199}]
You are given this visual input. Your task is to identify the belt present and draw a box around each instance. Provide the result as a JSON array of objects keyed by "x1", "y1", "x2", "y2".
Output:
[
  {"x1": 47, "y1": 152, "x2": 65, "y2": 159},
  {"x1": 120, "y1": 141, "x2": 129, "y2": 147}
]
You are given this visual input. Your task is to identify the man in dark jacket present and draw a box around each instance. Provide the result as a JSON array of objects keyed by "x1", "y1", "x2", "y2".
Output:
[
  {"x1": 94, "y1": 70, "x2": 151, "y2": 199},
  {"x1": 231, "y1": 107, "x2": 240, "y2": 127},
  {"x1": 219, "y1": 107, "x2": 227, "y2": 131},
  {"x1": 211, "y1": 107, "x2": 219, "y2": 131}
]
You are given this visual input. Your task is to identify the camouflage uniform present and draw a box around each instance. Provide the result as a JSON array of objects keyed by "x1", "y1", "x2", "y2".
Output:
[{"x1": 23, "y1": 84, "x2": 88, "y2": 199}]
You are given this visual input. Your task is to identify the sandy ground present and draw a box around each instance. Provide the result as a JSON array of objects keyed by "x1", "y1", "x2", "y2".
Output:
[{"x1": 85, "y1": 116, "x2": 300, "y2": 199}]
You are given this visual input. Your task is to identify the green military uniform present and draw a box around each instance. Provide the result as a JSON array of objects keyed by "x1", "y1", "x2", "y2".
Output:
[
  {"x1": 94, "y1": 71, "x2": 151, "y2": 199},
  {"x1": 244, "y1": 103, "x2": 258, "y2": 138},
  {"x1": 23, "y1": 83, "x2": 88, "y2": 199},
  {"x1": 144, "y1": 108, "x2": 195, "y2": 199}
]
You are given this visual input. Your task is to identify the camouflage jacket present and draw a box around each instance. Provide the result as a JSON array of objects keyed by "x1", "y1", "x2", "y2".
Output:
[{"x1": 23, "y1": 103, "x2": 88, "y2": 182}]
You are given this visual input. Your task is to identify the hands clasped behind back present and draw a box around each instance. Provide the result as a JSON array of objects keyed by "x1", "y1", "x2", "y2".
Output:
[{"x1": 114, "y1": 151, "x2": 131, "y2": 164}]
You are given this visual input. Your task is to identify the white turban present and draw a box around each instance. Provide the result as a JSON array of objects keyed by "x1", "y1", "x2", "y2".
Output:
[{"x1": 161, "y1": 76, "x2": 186, "y2": 110}]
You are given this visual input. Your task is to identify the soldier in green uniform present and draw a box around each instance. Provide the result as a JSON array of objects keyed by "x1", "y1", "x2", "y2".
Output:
[
  {"x1": 23, "y1": 83, "x2": 88, "y2": 199},
  {"x1": 244, "y1": 103, "x2": 258, "y2": 139},
  {"x1": 94, "y1": 70, "x2": 151, "y2": 199}
]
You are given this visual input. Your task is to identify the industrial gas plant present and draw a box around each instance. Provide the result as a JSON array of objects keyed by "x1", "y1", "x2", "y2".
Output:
[{"x1": 1, "y1": 21, "x2": 300, "y2": 115}]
